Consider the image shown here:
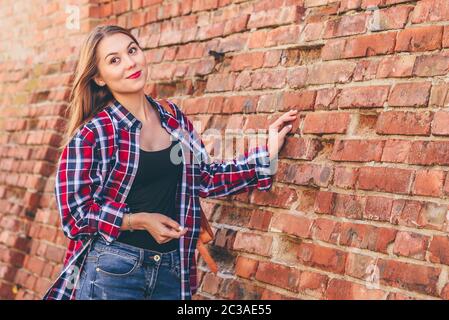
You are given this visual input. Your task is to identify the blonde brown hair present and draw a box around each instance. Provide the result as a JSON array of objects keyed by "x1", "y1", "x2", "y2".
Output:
[{"x1": 59, "y1": 25, "x2": 141, "y2": 151}]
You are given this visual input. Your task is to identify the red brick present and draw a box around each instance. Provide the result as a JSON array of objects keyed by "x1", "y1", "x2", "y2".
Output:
[
  {"x1": 344, "y1": 252, "x2": 377, "y2": 280},
  {"x1": 314, "y1": 191, "x2": 336, "y2": 215},
  {"x1": 324, "y1": 13, "x2": 367, "y2": 39},
  {"x1": 311, "y1": 218, "x2": 339, "y2": 244},
  {"x1": 220, "y1": 279, "x2": 264, "y2": 300},
  {"x1": 321, "y1": 38, "x2": 346, "y2": 60},
  {"x1": 247, "y1": 6, "x2": 300, "y2": 29},
  {"x1": 409, "y1": 141, "x2": 449, "y2": 165},
  {"x1": 251, "y1": 69, "x2": 287, "y2": 90},
  {"x1": 430, "y1": 82, "x2": 449, "y2": 107},
  {"x1": 298, "y1": 271, "x2": 329, "y2": 299},
  {"x1": 334, "y1": 166, "x2": 359, "y2": 189},
  {"x1": 390, "y1": 199, "x2": 424, "y2": 227},
  {"x1": 411, "y1": 0, "x2": 449, "y2": 24},
  {"x1": 296, "y1": 242, "x2": 347, "y2": 274},
  {"x1": 255, "y1": 262, "x2": 301, "y2": 292},
  {"x1": 373, "y1": 5, "x2": 414, "y2": 31},
  {"x1": 205, "y1": 74, "x2": 236, "y2": 92},
  {"x1": 339, "y1": 222, "x2": 397, "y2": 253},
  {"x1": 344, "y1": 32, "x2": 397, "y2": 58},
  {"x1": 339, "y1": 85, "x2": 390, "y2": 109},
  {"x1": 413, "y1": 53, "x2": 449, "y2": 77},
  {"x1": 248, "y1": 210, "x2": 272, "y2": 231},
  {"x1": 377, "y1": 55, "x2": 416, "y2": 78},
  {"x1": 279, "y1": 137, "x2": 322, "y2": 160},
  {"x1": 376, "y1": 111, "x2": 432, "y2": 136},
  {"x1": 235, "y1": 256, "x2": 258, "y2": 279},
  {"x1": 286, "y1": 66, "x2": 308, "y2": 88},
  {"x1": 250, "y1": 185, "x2": 298, "y2": 209},
  {"x1": 353, "y1": 58, "x2": 381, "y2": 82},
  {"x1": 270, "y1": 213, "x2": 314, "y2": 239},
  {"x1": 326, "y1": 279, "x2": 387, "y2": 300},
  {"x1": 412, "y1": 170, "x2": 445, "y2": 197},
  {"x1": 279, "y1": 90, "x2": 316, "y2": 111},
  {"x1": 331, "y1": 139, "x2": 384, "y2": 162},
  {"x1": 432, "y1": 111, "x2": 449, "y2": 135},
  {"x1": 315, "y1": 88, "x2": 340, "y2": 110},
  {"x1": 381, "y1": 139, "x2": 411, "y2": 163},
  {"x1": 334, "y1": 194, "x2": 365, "y2": 219},
  {"x1": 339, "y1": 0, "x2": 361, "y2": 12},
  {"x1": 393, "y1": 231, "x2": 429, "y2": 260},
  {"x1": 428, "y1": 236, "x2": 449, "y2": 266},
  {"x1": 358, "y1": 167, "x2": 413, "y2": 194},
  {"x1": 303, "y1": 112, "x2": 351, "y2": 134},
  {"x1": 230, "y1": 52, "x2": 265, "y2": 71},
  {"x1": 265, "y1": 25, "x2": 302, "y2": 47},
  {"x1": 388, "y1": 82, "x2": 432, "y2": 107},
  {"x1": 233, "y1": 232, "x2": 272, "y2": 257},
  {"x1": 387, "y1": 292, "x2": 416, "y2": 300},
  {"x1": 202, "y1": 273, "x2": 221, "y2": 295},
  {"x1": 364, "y1": 195, "x2": 394, "y2": 222},
  {"x1": 277, "y1": 163, "x2": 333, "y2": 188},
  {"x1": 303, "y1": 22, "x2": 324, "y2": 41},
  {"x1": 377, "y1": 259, "x2": 440, "y2": 296},
  {"x1": 308, "y1": 61, "x2": 356, "y2": 85},
  {"x1": 396, "y1": 26, "x2": 443, "y2": 52}
]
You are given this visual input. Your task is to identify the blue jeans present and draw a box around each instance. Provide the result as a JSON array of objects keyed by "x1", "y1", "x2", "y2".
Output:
[{"x1": 75, "y1": 237, "x2": 181, "y2": 300}]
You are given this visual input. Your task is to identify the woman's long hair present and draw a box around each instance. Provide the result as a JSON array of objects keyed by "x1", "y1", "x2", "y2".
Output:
[{"x1": 59, "y1": 25, "x2": 141, "y2": 151}]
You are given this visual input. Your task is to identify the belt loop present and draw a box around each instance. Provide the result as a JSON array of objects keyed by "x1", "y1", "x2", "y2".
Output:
[{"x1": 139, "y1": 248, "x2": 144, "y2": 267}]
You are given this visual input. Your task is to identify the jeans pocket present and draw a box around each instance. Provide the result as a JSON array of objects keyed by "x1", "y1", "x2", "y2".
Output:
[
  {"x1": 96, "y1": 251, "x2": 139, "y2": 277},
  {"x1": 169, "y1": 255, "x2": 181, "y2": 280}
]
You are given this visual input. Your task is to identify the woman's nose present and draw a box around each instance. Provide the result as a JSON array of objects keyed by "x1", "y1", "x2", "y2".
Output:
[{"x1": 124, "y1": 55, "x2": 136, "y2": 68}]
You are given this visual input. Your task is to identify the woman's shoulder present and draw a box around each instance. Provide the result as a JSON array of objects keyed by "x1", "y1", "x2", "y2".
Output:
[{"x1": 74, "y1": 106, "x2": 116, "y2": 145}]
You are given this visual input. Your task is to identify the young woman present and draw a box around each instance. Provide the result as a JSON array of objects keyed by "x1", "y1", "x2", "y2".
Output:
[{"x1": 43, "y1": 25, "x2": 297, "y2": 300}]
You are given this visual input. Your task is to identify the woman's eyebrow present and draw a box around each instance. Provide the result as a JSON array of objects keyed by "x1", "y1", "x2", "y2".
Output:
[{"x1": 104, "y1": 41, "x2": 135, "y2": 61}]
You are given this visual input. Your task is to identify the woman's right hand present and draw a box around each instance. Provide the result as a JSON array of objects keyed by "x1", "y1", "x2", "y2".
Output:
[{"x1": 133, "y1": 212, "x2": 187, "y2": 244}]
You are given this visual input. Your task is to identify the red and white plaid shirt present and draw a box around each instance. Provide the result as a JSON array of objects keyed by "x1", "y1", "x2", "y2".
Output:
[{"x1": 43, "y1": 95, "x2": 273, "y2": 300}]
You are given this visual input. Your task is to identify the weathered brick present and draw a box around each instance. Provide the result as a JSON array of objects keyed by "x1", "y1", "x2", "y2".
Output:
[
  {"x1": 412, "y1": 170, "x2": 445, "y2": 197},
  {"x1": 358, "y1": 167, "x2": 413, "y2": 194},
  {"x1": 428, "y1": 236, "x2": 449, "y2": 266},
  {"x1": 376, "y1": 111, "x2": 432, "y2": 136},
  {"x1": 255, "y1": 261, "x2": 301, "y2": 292},
  {"x1": 388, "y1": 82, "x2": 432, "y2": 107},
  {"x1": 296, "y1": 242, "x2": 348, "y2": 274},
  {"x1": 393, "y1": 231, "x2": 429, "y2": 260},
  {"x1": 235, "y1": 256, "x2": 259, "y2": 279},
  {"x1": 377, "y1": 259, "x2": 440, "y2": 296},
  {"x1": 339, "y1": 85, "x2": 390, "y2": 109},
  {"x1": 303, "y1": 112, "x2": 351, "y2": 134},
  {"x1": 396, "y1": 25, "x2": 443, "y2": 52},
  {"x1": 331, "y1": 139, "x2": 384, "y2": 162},
  {"x1": 326, "y1": 279, "x2": 387, "y2": 300},
  {"x1": 233, "y1": 232, "x2": 273, "y2": 257},
  {"x1": 270, "y1": 213, "x2": 314, "y2": 239}
]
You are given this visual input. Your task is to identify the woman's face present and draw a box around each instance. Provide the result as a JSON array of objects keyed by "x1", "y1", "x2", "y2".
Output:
[{"x1": 94, "y1": 33, "x2": 147, "y2": 94}]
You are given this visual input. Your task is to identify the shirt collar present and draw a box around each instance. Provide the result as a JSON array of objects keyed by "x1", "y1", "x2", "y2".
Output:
[{"x1": 108, "y1": 94, "x2": 174, "y2": 131}]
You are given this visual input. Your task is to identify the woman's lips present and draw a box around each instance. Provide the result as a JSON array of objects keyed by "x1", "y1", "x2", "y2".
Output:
[{"x1": 127, "y1": 70, "x2": 141, "y2": 79}]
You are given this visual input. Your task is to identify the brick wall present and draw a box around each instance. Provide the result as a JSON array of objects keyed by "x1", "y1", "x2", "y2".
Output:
[{"x1": 1, "y1": 0, "x2": 449, "y2": 300}]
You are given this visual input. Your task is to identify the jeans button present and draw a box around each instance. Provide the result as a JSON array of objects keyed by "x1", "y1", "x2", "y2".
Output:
[{"x1": 154, "y1": 255, "x2": 160, "y2": 262}]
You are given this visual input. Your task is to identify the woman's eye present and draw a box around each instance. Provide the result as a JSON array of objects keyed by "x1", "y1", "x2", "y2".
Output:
[
  {"x1": 129, "y1": 47, "x2": 137, "y2": 54},
  {"x1": 110, "y1": 57, "x2": 119, "y2": 64}
]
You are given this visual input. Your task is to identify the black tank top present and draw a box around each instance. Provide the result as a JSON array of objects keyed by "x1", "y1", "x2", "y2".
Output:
[{"x1": 117, "y1": 138, "x2": 183, "y2": 252}]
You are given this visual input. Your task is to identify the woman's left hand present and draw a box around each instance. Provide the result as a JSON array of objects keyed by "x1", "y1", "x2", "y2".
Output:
[{"x1": 267, "y1": 110, "x2": 298, "y2": 162}]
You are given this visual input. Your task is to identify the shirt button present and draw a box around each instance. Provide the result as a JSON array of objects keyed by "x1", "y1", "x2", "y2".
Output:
[{"x1": 154, "y1": 255, "x2": 161, "y2": 262}]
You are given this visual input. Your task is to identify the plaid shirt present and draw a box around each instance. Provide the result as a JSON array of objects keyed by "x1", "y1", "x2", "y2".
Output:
[{"x1": 42, "y1": 95, "x2": 273, "y2": 300}]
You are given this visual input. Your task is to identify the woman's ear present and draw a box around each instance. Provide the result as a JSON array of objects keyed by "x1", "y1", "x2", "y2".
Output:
[{"x1": 93, "y1": 75, "x2": 106, "y2": 87}]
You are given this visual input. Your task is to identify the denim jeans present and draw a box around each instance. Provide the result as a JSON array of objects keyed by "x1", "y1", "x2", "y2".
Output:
[{"x1": 75, "y1": 237, "x2": 181, "y2": 300}]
